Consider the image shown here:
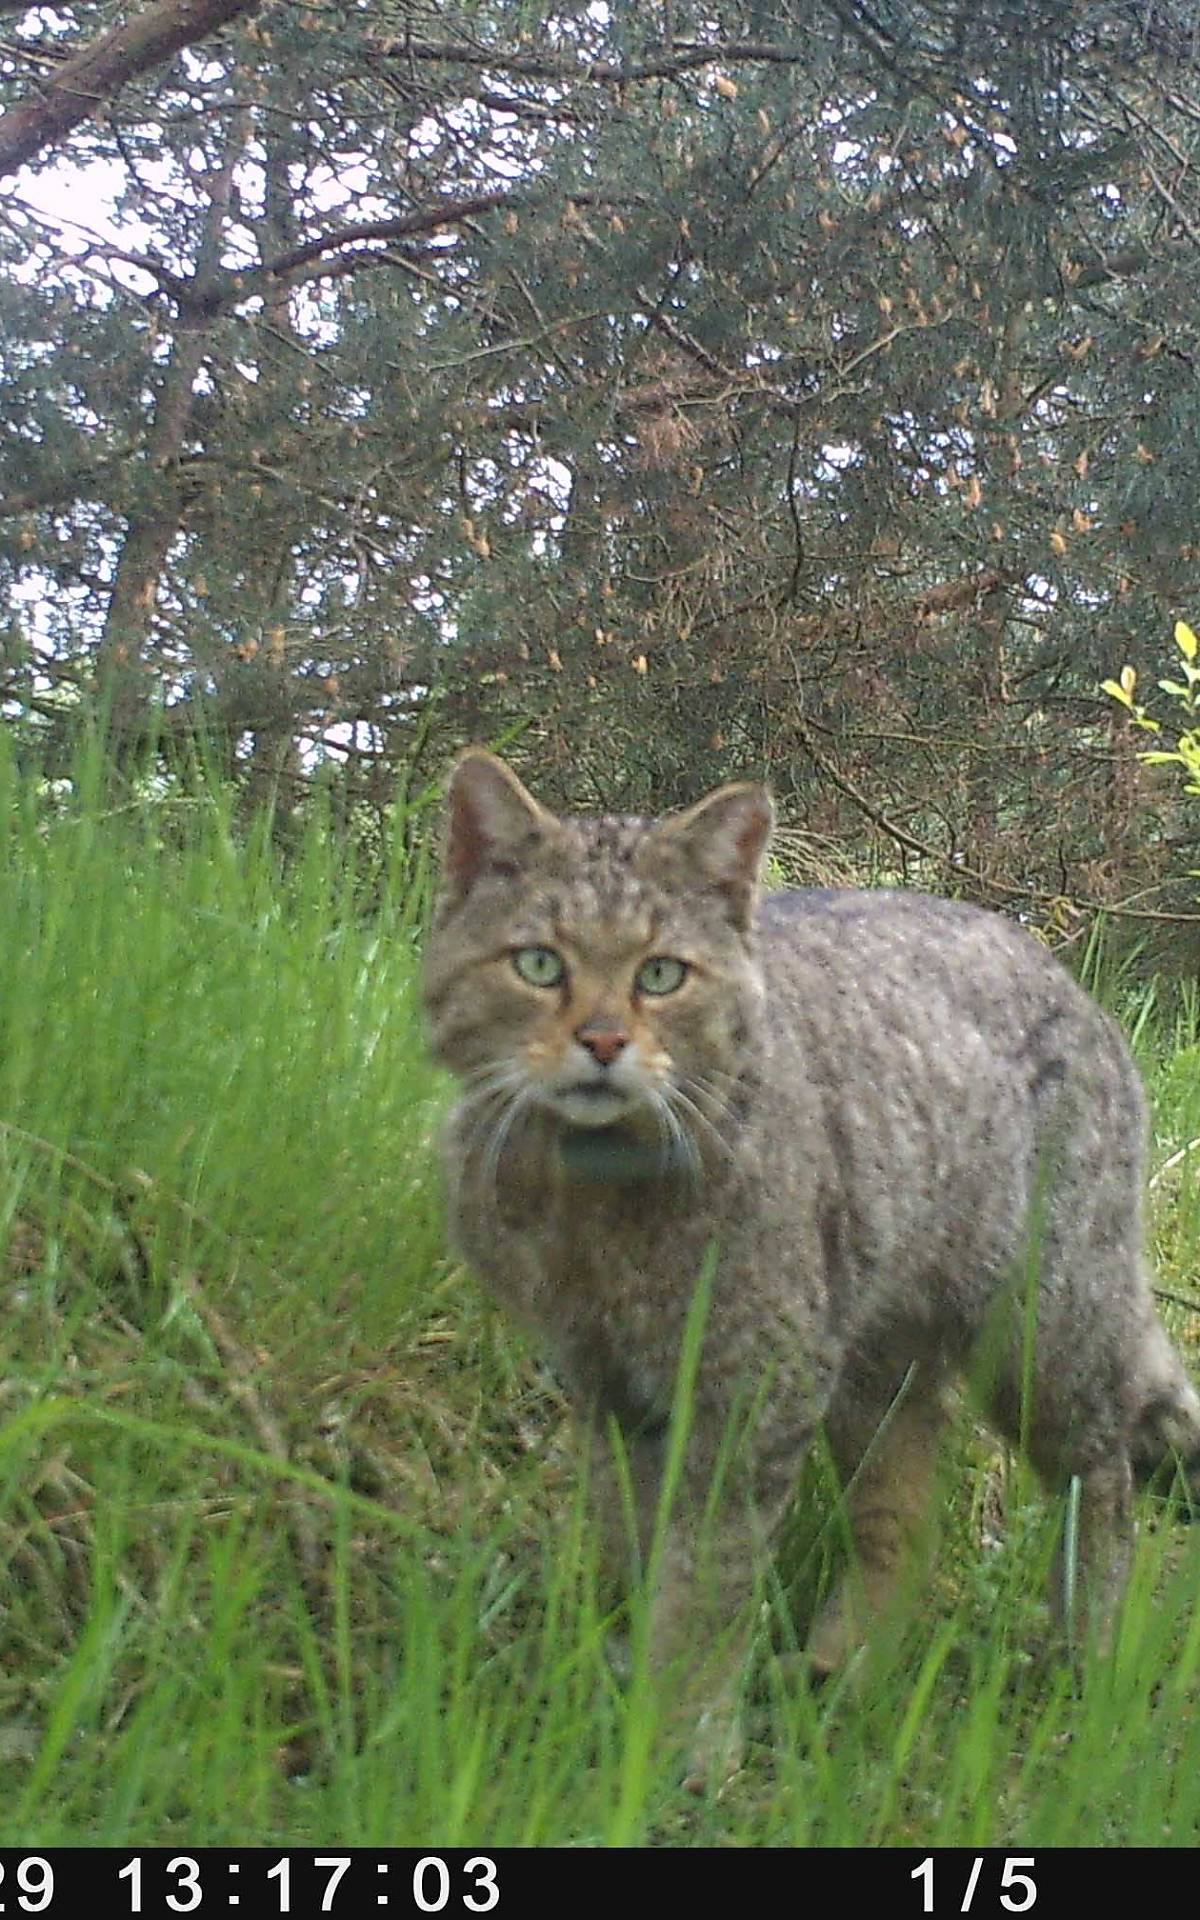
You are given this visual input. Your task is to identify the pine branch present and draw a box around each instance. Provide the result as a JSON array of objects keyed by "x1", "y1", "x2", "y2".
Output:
[
  {"x1": 386, "y1": 36, "x2": 812, "y2": 86},
  {"x1": 0, "y1": 0, "x2": 267, "y2": 179}
]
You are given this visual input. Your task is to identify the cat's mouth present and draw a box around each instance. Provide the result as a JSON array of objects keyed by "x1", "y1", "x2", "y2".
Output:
[{"x1": 544, "y1": 1080, "x2": 638, "y2": 1128}]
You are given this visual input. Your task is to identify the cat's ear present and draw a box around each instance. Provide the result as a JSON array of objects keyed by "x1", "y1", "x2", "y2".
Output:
[
  {"x1": 647, "y1": 781, "x2": 774, "y2": 929},
  {"x1": 442, "y1": 750, "x2": 559, "y2": 895}
]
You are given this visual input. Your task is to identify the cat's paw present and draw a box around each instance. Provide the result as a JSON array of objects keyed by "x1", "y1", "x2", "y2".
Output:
[
  {"x1": 805, "y1": 1581, "x2": 864, "y2": 1677},
  {"x1": 681, "y1": 1701, "x2": 745, "y2": 1796}
]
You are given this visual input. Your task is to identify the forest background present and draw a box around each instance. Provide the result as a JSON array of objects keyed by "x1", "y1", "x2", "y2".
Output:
[{"x1": 7, "y1": 0, "x2": 1200, "y2": 942}]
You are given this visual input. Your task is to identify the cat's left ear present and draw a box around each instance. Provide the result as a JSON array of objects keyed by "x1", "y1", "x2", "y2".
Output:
[{"x1": 646, "y1": 781, "x2": 774, "y2": 930}]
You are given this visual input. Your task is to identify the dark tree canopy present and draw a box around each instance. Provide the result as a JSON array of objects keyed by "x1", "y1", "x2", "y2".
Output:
[{"x1": 3, "y1": 1, "x2": 1200, "y2": 928}]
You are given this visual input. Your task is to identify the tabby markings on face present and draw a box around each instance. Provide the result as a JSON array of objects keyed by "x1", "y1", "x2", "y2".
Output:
[
  {"x1": 513, "y1": 938, "x2": 691, "y2": 1132},
  {"x1": 425, "y1": 749, "x2": 769, "y2": 1186}
]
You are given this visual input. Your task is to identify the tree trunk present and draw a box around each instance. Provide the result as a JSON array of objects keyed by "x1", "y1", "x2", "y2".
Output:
[
  {"x1": 96, "y1": 114, "x2": 243, "y2": 733},
  {"x1": 965, "y1": 580, "x2": 1008, "y2": 875}
]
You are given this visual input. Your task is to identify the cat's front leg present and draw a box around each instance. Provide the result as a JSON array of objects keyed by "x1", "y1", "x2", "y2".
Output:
[
  {"x1": 646, "y1": 1500, "x2": 760, "y2": 1790},
  {"x1": 582, "y1": 1331, "x2": 815, "y2": 1787},
  {"x1": 640, "y1": 1416, "x2": 806, "y2": 1790},
  {"x1": 581, "y1": 1410, "x2": 754, "y2": 1785}
]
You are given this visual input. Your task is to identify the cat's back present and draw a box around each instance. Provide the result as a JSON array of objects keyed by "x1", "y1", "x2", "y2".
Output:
[
  {"x1": 761, "y1": 882, "x2": 1044, "y2": 956},
  {"x1": 756, "y1": 885, "x2": 1138, "y2": 1121},
  {"x1": 761, "y1": 885, "x2": 1088, "y2": 1011}
]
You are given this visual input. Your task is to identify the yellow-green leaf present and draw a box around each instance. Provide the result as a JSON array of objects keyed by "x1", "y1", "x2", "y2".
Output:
[
  {"x1": 1120, "y1": 663, "x2": 1137, "y2": 696},
  {"x1": 1175, "y1": 620, "x2": 1198, "y2": 661},
  {"x1": 1101, "y1": 678, "x2": 1133, "y2": 707}
]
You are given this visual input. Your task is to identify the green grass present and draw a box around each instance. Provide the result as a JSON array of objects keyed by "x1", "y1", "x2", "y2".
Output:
[{"x1": 3, "y1": 737, "x2": 1200, "y2": 1847}]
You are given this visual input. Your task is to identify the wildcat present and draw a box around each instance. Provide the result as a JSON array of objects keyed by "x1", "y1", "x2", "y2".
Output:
[{"x1": 423, "y1": 748, "x2": 1200, "y2": 1774}]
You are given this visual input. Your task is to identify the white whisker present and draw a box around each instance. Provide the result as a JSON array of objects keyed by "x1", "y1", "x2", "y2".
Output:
[
  {"x1": 654, "y1": 1087, "x2": 702, "y2": 1178},
  {"x1": 454, "y1": 1063, "x2": 524, "y2": 1120},
  {"x1": 479, "y1": 1081, "x2": 539, "y2": 1204},
  {"x1": 667, "y1": 1079, "x2": 738, "y2": 1164}
]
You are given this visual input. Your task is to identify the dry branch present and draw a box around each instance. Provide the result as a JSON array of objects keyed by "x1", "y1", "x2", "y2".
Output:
[{"x1": 0, "y1": 0, "x2": 265, "y2": 179}]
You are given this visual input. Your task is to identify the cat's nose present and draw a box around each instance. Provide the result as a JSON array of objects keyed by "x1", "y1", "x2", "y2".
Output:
[{"x1": 575, "y1": 1021, "x2": 629, "y2": 1067}]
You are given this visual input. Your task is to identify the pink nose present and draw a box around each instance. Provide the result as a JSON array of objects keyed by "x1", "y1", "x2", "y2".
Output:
[{"x1": 576, "y1": 1024, "x2": 628, "y2": 1067}]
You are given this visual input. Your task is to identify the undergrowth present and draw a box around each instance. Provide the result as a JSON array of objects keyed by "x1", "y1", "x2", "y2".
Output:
[{"x1": 2, "y1": 736, "x2": 1199, "y2": 1847}]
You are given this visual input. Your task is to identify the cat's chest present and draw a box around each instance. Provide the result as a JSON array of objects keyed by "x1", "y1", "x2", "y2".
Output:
[
  {"x1": 493, "y1": 1194, "x2": 709, "y2": 1306},
  {"x1": 457, "y1": 1172, "x2": 718, "y2": 1332},
  {"x1": 543, "y1": 1239, "x2": 702, "y2": 1432}
]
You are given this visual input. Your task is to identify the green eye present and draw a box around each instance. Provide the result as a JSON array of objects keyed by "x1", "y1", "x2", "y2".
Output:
[
  {"x1": 513, "y1": 945, "x2": 566, "y2": 988},
  {"x1": 636, "y1": 955, "x2": 688, "y2": 996}
]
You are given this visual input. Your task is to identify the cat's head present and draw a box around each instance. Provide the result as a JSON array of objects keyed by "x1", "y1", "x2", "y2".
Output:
[{"x1": 423, "y1": 751, "x2": 772, "y2": 1167}]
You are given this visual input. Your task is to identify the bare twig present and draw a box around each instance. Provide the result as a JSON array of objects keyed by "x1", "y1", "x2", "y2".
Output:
[
  {"x1": 1150, "y1": 1139, "x2": 1200, "y2": 1192},
  {"x1": 1153, "y1": 1286, "x2": 1200, "y2": 1314},
  {"x1": 787, "y1": 663, "x2": 1200, "y2": 926},
  {"x1": 384, "y1": 35, "x2": 812, "y2": 87}
]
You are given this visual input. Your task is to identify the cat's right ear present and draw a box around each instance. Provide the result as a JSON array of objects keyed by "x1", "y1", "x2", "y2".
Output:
[{"x1": 442, "y1": 750, "x2": 558, "y2": 895}]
